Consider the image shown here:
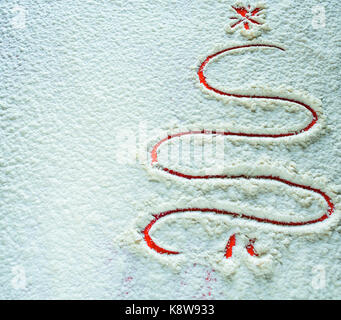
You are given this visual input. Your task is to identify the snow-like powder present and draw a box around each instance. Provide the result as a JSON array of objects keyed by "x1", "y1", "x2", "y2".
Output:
[{"x1": 0, "y1": 0, "x2": 340, "y2": 299}]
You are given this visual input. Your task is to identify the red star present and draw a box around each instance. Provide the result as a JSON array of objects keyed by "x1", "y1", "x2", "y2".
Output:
[{"x1": 229, "y1": 5, "x2": 263, "y2": 30}]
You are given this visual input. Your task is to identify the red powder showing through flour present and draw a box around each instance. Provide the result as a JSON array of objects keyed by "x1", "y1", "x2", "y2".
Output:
[
  {"x1": 225, "y1": 234, "x2": 236, "y2": 259},
  {"x1": 230, "y1": 5, "x2": 263, "y2": 30},
  {"x1": 245, "y1": 238, "x2": 258, "y2": 257},
  {"x1": 142, "y1": 44, "x2": 335, "y2": 260}
]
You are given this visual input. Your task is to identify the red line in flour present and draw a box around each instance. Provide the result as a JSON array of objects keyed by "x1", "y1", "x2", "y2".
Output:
[
  {"x1": 144, "y1": 44, "x2": 334, "y2": 258},
  {"x1": 246, "y1": 238, "x2": 258, "y2": 257},
  {"x1": 225, "y1": 234, "x2": 236, "y2": 259}
]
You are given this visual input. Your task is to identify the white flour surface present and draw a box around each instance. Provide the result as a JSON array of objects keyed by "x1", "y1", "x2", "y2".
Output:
[{"x1": 0, "y1": 0, "x2": 340, "y2": 299}]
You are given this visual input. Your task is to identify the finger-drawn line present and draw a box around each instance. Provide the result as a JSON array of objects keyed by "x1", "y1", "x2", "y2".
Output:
[
  {"x1": 230, "y1": 6, "x2": 263, "y2": 30},
  {"x1": 143, "y1": 44, "x2": 334, "y2": 260}
]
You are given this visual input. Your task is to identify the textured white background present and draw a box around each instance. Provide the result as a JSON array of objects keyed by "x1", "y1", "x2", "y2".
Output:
[{"x1": 0, "y1": 0, "x2": 340, "y2": 299}]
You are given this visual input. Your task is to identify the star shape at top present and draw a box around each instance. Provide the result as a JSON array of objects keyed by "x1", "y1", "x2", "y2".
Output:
[{"x1": 226, "y1": 3, "x2": 270, "y2": 39}]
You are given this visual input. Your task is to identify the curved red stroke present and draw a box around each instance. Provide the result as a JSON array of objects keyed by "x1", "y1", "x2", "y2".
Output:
[
  {"x1": 225, "y1": 234, "x2": 236, "y2": 259},
  {"x1": 246, "y1": 238, "x2": 258, "y2": 257},
  {"x1": 144, "y1": 44, "x2": 334, "y2": 256}
]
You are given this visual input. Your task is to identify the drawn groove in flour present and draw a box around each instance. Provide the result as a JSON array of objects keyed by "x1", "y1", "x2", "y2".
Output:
[
  {"x1": 143, "y1": 44, "x2": 335, "y2": 260},
  {"x1": 230, "y1": 6, "x2": 263, "y2": 30},
  {"x1": 226, "y1": 3, "x2": 269, "y2": 39}
]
